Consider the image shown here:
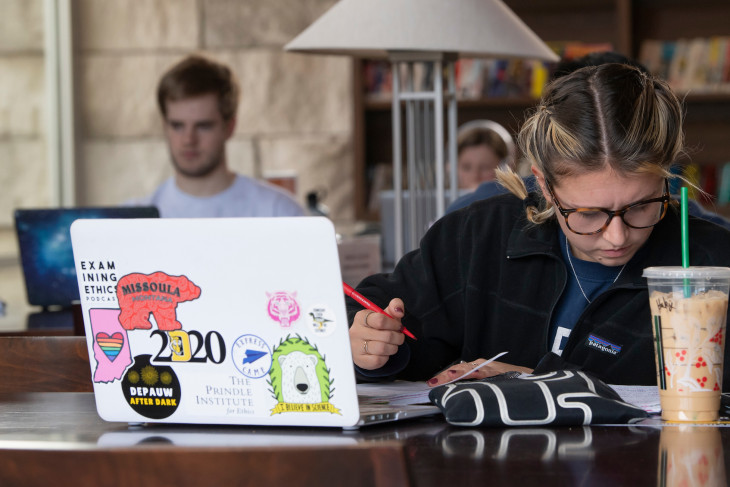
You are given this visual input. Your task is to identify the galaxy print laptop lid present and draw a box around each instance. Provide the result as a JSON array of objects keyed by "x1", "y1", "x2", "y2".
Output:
[{"x1": 14, "y1": 207, "x2": 159, "y2": 309}]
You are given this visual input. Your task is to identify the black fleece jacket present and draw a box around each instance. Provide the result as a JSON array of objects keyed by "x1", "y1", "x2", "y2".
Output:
[{"x1": 346, "y1": 193, "x2": 730, "y2": 390}]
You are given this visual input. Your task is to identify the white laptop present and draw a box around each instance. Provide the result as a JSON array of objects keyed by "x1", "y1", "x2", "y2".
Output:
[{"x1": 70, "y1": 217, "x2": 438, "y2": 428}]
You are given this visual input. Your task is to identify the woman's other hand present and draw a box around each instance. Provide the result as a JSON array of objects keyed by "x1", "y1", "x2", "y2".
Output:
[{"x1": 427, "y1": 360, "x2": 534, "y2": 387}]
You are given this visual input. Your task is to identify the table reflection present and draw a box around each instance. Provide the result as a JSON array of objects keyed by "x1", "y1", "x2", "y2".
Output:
[
  {"x1": 658, "y1": 425, "x2": 727, "y2": 487},
  {"x1": 404, "y1": 424, "x2": 664, "y2": 486},
  {"x1": 2, "y1": 392, "x2": 730, "y2": 486}
]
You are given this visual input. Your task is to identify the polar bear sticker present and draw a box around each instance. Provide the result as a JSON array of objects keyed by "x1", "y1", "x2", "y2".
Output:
[
  {"x1": 268, "y1": 335, "x2": 340, "y2": 415},
  {"x1": 278, "y1": 351, "x2": 322, "y2": 404}
]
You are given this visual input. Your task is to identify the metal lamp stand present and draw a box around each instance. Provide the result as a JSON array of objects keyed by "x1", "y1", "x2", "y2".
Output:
[{"x1": 389, "y1": 51, "x2": 459, "y2": 261}]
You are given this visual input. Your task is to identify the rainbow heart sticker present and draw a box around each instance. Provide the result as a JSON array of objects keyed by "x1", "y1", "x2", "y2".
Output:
[{"x1": 96, "y1": 332, "x2": 124, "y2": 362}]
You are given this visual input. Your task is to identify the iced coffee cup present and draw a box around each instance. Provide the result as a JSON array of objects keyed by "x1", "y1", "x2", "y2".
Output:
[{"x1": 643, "y1": 267, "x2": 730, "y2": 422}]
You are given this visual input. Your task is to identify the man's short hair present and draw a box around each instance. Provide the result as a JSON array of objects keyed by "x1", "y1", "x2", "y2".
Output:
[{"x1": 157, "y1": 54, "x2": 240, "y2": 121}]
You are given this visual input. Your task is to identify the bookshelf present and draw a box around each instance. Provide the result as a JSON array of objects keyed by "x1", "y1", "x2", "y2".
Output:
[{"x1": 353, "y1": 0, "x2": 730, "y2": 221}]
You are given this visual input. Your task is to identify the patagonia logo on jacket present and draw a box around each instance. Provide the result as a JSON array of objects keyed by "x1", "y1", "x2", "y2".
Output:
[{"x1": 586, "y1": 334, "x2": 622, "y2": 356}]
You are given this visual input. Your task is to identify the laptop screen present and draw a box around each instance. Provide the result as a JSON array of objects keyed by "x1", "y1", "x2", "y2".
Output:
[{"x1": 14, "y1": 207, "x2": 159, "y2": 308}]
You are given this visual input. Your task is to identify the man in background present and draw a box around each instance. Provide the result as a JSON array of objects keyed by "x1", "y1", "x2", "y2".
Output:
[{"x1": 131, "y1": 54, "x2": 304, "y2": 218}]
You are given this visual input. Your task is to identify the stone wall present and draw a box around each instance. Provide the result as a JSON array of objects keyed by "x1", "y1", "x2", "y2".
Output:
[
  {"x1": 0, "y1": 0, "x2": 48, "y2": 224},
  {"x1": 0, "y1": 0, "x2": 355, "y2": 319}
]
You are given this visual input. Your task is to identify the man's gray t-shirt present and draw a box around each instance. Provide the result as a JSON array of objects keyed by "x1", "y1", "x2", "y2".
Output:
[{"x1": 131, "y1": 175, "x2": 305, "y2": 218}]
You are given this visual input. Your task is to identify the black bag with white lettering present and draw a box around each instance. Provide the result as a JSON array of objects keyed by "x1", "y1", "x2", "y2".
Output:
[{"x1": 428, "y1": 370, "x2": 649, "y2": 427}]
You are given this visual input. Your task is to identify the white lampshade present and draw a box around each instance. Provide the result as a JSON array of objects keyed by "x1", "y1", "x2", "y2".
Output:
[{"x1": 285, "y1": 0, "x2": 559, "y2": 62}]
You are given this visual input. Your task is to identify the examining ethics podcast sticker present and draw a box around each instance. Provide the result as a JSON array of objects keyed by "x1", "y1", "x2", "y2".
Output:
[{"x1": 231, "y1": 334, "x2": 272, "y2": 379}]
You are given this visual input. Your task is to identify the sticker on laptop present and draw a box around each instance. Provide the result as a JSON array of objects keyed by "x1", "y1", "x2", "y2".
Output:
[
  {"x1": 268, "y1": 335, "x2": 340, "y2": 415},
  {"x1": 79, "y1": 260, "x2": 119, "y2": 303},
  {"x1": 307, "y1": 305, "x2": 336, "y2": 337},
  {"x1": 149, "y1": 329, "x2": 227, "y2": 365},
  {"x1": 231, "y1": 334, "x2": 272, "y2": 379},
  {"x1": 89, "y1": 308, "x2": 132, "y2": 383},
  {"x1": 266, "y1": 291, "x2": 300, "y2": 328},
  {"x1": 122, "y1": 354, "x2": 181, "y2": 419},
  {"x1": 116, "y1": 271, "x2": 201, "y2": 331}
]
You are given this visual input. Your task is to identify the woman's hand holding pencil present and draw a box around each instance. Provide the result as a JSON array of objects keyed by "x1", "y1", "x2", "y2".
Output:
[
  {"x1": 343, "y1": 283, "x2": 416, "y2": 339},
  {"x1": 349, "y1": 297, "x2": 407, "y2": 370}
]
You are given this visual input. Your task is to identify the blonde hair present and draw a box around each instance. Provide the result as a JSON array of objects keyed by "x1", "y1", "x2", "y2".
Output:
[{"x1": 498, "y1": 63, "x2": 686, "y2": 224}]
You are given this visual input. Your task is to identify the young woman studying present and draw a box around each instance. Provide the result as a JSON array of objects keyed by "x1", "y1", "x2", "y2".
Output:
[{"x1": 347, "y1": 63, "x2": 730, "y2": 390}]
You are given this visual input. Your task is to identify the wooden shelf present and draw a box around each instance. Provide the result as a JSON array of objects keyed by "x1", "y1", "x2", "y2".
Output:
[{"x1": 684, "y1": 93, "x2": 730, "y2": 104}]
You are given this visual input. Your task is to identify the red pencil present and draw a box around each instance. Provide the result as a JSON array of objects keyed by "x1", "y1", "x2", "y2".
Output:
[{"x1": 343, "y1": 282, "x2": 417, "y2": 340}]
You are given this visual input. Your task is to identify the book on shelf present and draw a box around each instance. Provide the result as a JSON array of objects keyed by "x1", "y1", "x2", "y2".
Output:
[
  {"x1": 680, "y1": 162, "x2": 730, "y2": 206},
  {"x1": 639, "y1": 37, "x2": 730, "y2": 94},
  {"x1": 367, "y1": 163, "x2": 393, "y2": 214},
  {"x1": 667, "y1": 39, "x2": 690, "y2": 92},
  {"x1": 553, "y1": 41, "x2": 614, "y2": 61},
  {"x1": 718, "y1": 163, "x2": 730, "y2": 205},
  {"x1": 363, "y1": 61, "x2": 392, "y2": 100},
  {"x1": 683, "y1": 163, "x2": 702, "y2": 202}
]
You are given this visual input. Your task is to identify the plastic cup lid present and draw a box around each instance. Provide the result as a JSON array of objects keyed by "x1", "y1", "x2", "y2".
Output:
[{"x1": 643, "y1": 266, "x2": 730, "y2": 279}]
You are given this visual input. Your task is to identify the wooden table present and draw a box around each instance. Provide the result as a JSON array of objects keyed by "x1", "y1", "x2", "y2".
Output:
[
  {"x1": 0, "y1": 308, "x2": 78, "y2": 336},
  {"x1": 2, "y1": 392, "x2": 728, "y2": 486}
]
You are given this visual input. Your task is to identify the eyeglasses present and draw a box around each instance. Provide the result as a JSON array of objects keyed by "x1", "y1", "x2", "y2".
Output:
[{"x1": 545, "y1": 179, "x2": 670, "y2": 235}]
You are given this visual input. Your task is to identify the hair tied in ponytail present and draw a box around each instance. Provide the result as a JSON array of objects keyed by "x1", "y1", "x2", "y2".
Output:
[{"x1": 522, "y1": 193, "x2": 541, "y2": 212}]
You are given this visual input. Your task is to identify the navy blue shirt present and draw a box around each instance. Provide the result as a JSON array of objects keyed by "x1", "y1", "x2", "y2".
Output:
[{"x1": 549, "y1": 231, "x2": 625, "y2": 356}]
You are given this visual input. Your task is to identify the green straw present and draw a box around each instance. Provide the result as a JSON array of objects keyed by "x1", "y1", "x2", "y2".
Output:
[{"x1": 681, "y1": 187, "x2": 690, "y2": 297}]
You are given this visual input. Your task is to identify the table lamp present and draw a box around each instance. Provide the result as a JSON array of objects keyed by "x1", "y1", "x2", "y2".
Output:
[{"x1": 286, "y1": 0, "x2": 559, "y2": 261}]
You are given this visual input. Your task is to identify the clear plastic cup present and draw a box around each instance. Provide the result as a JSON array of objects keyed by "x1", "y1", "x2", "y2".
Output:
[{"x1": 643, "y1": 266, "x2": 730, "y2": 422}]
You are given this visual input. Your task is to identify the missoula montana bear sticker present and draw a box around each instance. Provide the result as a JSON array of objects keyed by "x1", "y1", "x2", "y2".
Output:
[
  {"x1": 267, "y1": 335, "x2": 339, "y2": 415},
  {"x1": 122, "y1": 354, "x2": 181, "y2": 419},
  {"x1": 116, "y1": 271, "x2": 201, "y2": 331}
]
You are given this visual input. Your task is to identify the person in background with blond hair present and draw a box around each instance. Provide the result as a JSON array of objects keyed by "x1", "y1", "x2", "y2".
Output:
[
  {"x1": 455, "y1": 121, "x2": 513, "y2": 191},
  {"x1": 346, "y1": 63, "x2": 730, "y2": 391}
]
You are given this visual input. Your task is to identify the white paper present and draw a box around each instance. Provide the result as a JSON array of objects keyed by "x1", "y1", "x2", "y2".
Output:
[
  {"x1": 357, "y1": 381, "x2": 432, "y2": 406},
  {"x1": 356, "y1": 351, "x2": 510, "y2": 406},
  {"x1": 442, "y1": 351, "x2": 509, "y2": 385},
  {"x1": 609, "y1": 384, "x2": 661, "y2": 413}
]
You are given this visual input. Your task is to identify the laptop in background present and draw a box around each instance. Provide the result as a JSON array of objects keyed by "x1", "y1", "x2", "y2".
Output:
[
  {"x1": 14, "y1": 207, "x2": 159, "y2": 310},
  {"x1": 70, "y1": 217, "x2": 438, "y2": 428}
]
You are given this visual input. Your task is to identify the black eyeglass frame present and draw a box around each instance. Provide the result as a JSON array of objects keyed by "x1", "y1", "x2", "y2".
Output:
[{"x1": 545, "y1": 178, "x2": 671, "y2": 235}]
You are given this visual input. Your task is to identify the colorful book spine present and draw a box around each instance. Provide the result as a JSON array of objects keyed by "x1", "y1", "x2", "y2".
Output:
[{"x1": 717, "y1": 163, "x2": 730, "y2": 205}]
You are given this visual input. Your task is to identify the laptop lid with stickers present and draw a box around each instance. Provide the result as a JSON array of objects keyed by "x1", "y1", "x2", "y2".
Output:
[{"x1": 70, "y1": 217, "x2": 361, "y2": 428}]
